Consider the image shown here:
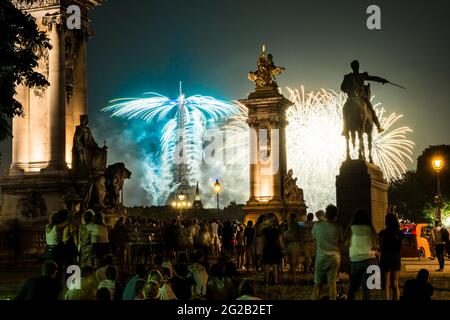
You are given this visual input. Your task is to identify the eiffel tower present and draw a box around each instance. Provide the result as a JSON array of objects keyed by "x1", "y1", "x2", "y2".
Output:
[{"x1": 166, "y1": 82, "x2": 194, "y2": 205}]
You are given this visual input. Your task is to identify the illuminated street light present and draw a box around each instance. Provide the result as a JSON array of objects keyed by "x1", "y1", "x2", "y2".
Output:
[
  {"x1": 213, "y1": 179, "x2": 221, "y2": 219},
  {"x1": 433, "y1": 157, "x2": 443, "y2": 172},
  {"x1": 432, "y1": 155, "x2": 444, "y2": 221},
  {"x1": 172, "y1": 191, "x2": 190, "y2": 218}
]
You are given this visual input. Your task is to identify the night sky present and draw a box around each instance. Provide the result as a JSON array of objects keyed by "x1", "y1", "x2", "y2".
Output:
[{"x1": 1, "y1": 0, "x2": 449, "y2": 205}]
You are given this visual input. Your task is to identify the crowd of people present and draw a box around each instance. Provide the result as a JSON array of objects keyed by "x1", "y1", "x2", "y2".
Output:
[{"x1": 14, "y1": 204, "x2": 441, "y2": 300}]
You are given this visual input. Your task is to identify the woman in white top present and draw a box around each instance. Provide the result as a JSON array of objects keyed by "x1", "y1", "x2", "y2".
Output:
[
  {"x1": 44, "y1": 210, "x2": 69, "y2": 269},
  {"x1": 344, "y1": 208, "x2": 379, "y2": 300},
  {"x1": 87, "y1": 212, "x2": 111, "y2": 268}
]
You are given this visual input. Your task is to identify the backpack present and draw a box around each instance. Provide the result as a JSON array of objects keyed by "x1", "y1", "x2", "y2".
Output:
[{"x1": 441, "y1": 228, "x2": 449, "y2": 242}]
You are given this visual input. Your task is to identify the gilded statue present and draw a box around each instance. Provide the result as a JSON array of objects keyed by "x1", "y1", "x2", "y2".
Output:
[{"x1": 248, "y1": 45, "x2": 285, "y2": 89}]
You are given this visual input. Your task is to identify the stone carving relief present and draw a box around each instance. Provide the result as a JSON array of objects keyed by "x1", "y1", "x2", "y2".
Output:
[
  {"x1": 12, "y1": 0, "x2": 60, "y2": 10},
  {"x1": 17, "y1": 192, "x2": 47, "y2": 220},
  {"x1": 283, "y1": 169, "x2": 304, "y2": 203},
  {"x1": 65, "y1": 35, "x2": 76, "y2": 103},
  {"x1": 42, "y1": 13, "x2": 65, "y2": 32}
]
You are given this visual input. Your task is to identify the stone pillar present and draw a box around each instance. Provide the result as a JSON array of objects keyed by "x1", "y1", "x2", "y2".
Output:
[
  {"x1": 43, "y1": 14, "x2": 67, "y2": 172},
  {"x1": 73, "y1": 35, "x2": 88, "y2": 126},
  {"x1": 66, "y1": 29, "x2": 89, "y2": 167},
  {"x1": 241, "y1": 88, "x2": 306, "y2": 223},
  {"x1": 336, "y1": 159, "x2": 388, "y2": 233},
  {"x1": 10, "y1": 85, "x2": 29, "y2": 174},
  {"x1": 248, "y1": 127, "x2": 259, "y2": 201}
]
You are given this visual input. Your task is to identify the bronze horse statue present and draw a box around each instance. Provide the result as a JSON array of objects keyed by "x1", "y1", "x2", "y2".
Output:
[{"x1": 342, "y1": 84, "x2": 374, "y2": 163}]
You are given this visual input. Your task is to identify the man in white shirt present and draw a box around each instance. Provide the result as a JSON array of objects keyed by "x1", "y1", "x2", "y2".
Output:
[
  {"x1": 432, "y1": 220, "x2": 445, "y2": 271},
  {"x1": 311, "y1": 205, "x2": 343, "y2": 300}
]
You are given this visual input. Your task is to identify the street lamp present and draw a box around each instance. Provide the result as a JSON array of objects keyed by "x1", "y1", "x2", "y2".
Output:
[
  {"x1": 213, "y1": 179, "x2": 221, "y2": 219},
  {"x1": 171, "y1": 192, "x2": 190, "y2": 218},
  {"x1": 432, "y1": 156, "x2": 444, "y2": 222}
]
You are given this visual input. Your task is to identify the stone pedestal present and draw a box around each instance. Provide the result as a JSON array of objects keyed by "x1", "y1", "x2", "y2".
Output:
[
  {"x1": 0, "y1": 2, "x2": 105, "y2": 259},
  {"x1": 336, "y1": 160, "x2": 388, "y2": 233},
  {"x1": 241, "y1": 87, "x2": 307, "y2": 223}
]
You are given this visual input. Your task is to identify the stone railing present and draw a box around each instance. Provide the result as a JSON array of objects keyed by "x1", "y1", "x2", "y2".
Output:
[{"x1": 0, "y1": 224, "x2": 45, "y2": 260}]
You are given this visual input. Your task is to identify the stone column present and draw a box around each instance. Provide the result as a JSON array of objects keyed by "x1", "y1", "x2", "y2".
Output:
[
  {"x1": 10, "y1": 85, "x2": 29, "y2": 174},
  {"x1": 43, "y1": 14, "x2": 67, "y2": 172},
  {"x1": 248, "y1": 126, "x2": 258, "y2": 201},
  {"x1": 73, "y1": 32, "x2": 88, "y2": 125}
]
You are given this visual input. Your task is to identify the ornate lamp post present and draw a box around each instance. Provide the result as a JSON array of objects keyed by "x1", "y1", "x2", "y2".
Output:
[
  {"x1": 171, "y1": 192, "x2": 191, "y2": 218},
  {"x1": 213, "y1": 179, "x2": 221, "y2": 219},
  {"x1": 432, "y1": 156, "x2": 444, "y2": 222}
]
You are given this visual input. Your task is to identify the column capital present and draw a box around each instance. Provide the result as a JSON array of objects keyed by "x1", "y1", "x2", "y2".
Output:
[{"x1": 42, "y1": 13, "x2": 66, "y2": 32}]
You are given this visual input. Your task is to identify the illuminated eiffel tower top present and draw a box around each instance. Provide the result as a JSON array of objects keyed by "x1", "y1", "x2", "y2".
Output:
[{"x1": 193, "y1": 181, "x2": 203, "y2": 209}]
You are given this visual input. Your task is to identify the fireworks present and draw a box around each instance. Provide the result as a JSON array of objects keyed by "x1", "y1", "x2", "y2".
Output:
[
  {"x1": 223, "y1": 86, "x2": 414, "y2": 211},
  {"x1": 102, "y1": 83, "x2": 240, "y2": 204},
  {"x1": 103, "y1": 85, "x2": 414, "y2": 211}
]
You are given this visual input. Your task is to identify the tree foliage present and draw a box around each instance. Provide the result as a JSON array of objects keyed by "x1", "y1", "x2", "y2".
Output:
[
  {"x1": 389, "y1": 145, "x2": 450, "y2": 223},
  {"x1": 0, "y1": 0, "x2": 51, "y2": 141}
]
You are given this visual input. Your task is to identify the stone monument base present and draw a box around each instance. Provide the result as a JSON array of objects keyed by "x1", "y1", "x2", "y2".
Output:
[
  {"x1": 243, "y1": 198, "x2": 306, "y2": 224},
  {"x1": 336, "y1": 159, "x2": 388, "y2": 233},
  {"x1": 0, "y1": 171, "x2": 73, "y2": 223}
]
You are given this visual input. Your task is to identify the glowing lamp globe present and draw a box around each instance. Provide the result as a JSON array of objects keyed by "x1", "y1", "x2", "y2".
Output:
[
  {"x1": 214, "y1": 179, "x2": 221, "y2": 194},
  {"x1": 433, "y1": 157, "x2": 444, "y2": 171}
]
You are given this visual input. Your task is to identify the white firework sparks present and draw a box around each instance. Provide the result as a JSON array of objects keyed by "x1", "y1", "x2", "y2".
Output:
[
  {"x1": 103, "y1": 84, "x2": 240, "y2": 204},
  {"x1": 223, "y1": 86, "x2": 414, "y2": 212}
]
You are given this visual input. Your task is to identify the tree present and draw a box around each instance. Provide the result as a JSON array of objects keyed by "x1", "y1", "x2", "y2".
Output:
[
  {"x1": 416, "y1": 145, "x2": 450, "y2": 202},
  {"x1": 389, "y1": 145, "x2": 450, "y2": 223},
  {"x1": 0, "y1": 0, "x2": 51, "y2": 141},
  {"x1": 388, "y1": 170, "x2": 425, "y2": 222}
]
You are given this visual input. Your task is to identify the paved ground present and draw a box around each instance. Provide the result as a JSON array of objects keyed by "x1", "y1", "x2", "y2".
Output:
[
  {"x1": 251, "y1": 258, "x2": 450, "y2": 300},
  {"x1": 1, "y1": 258, "x2": 449, "y2": 300}
]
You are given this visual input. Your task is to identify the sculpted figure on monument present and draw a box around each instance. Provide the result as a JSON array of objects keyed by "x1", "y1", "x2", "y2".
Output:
[
  {"x1": 283, "y1": 169, "x2": 303, "y2": 203},
  {"x1": 104, "y1": 162, "x2": 132, "y2": 208},
  {"x1": 72, "y1": 115, "x2": 108, "y2": 177},
  {"x1": 248, "y1": 45, "x2": 285, "y2": 89},
  {"x1": 341, "y1": 60, "x2": 387, "y2": 136},
  {"x1": 340, "y1": 60, "x2": 403, "y2": 163}
]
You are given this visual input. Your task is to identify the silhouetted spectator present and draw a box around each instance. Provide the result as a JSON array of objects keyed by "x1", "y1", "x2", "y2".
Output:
[
  {"x1": 244, "y1": 220, "x2": 256, "y2": 272},
  {"x1": 16, "y1": 261, "x2": 61, "y2": 300},
  {"x1": 96, "y1": 287, "x2": 111, "y2": 300},
  {"x1": 379, "y1": 213, "x2": 403, "y2": 300},
  {"x1": 206, "y1": 264, "x2": 225, "y2": 300},
  {"x1": 432, "y1": 220, "x2": 446, "y2": 271},
  {"x1": 262, "y1": 215, "x2": 283, "y2": 286},
  {"x1": 401, "y1": 269, "x2": 434, "y2": 301},
  {"x1": 64, "y1": 265, "x2": 97, "y2": 300},
  {"x1": 122, "y1": 264, "x2": 146, "y2": 300},
  {"x1": 236, "y1": 279, "x2": 261, "y2": 300},
  {"x1": 223, "y1": 262, "x2": 239, "y2": 299},
  {"x1": 169, "y1": 263, "x2": 196, "y2": 301},
  {"x1": 188, "y1": 251, "x2": 208, "y2": 297},
  {"x1": 134, "y1": 279, "x2": 146, "y2": 300},
  {"x1": 222, "y1": 221, "x2": 234, "y2": 254},
  {"x1": 98, "y1": 265, "x2": 121, "y2": 300},
  {"x1": 284, "y1": 213, "x2": 302, "y2": 283}
]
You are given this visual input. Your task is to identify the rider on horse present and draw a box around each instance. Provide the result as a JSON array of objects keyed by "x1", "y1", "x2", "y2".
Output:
[{"x1": 340, "y1": 60, "x2": 388, "y2": 135}]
